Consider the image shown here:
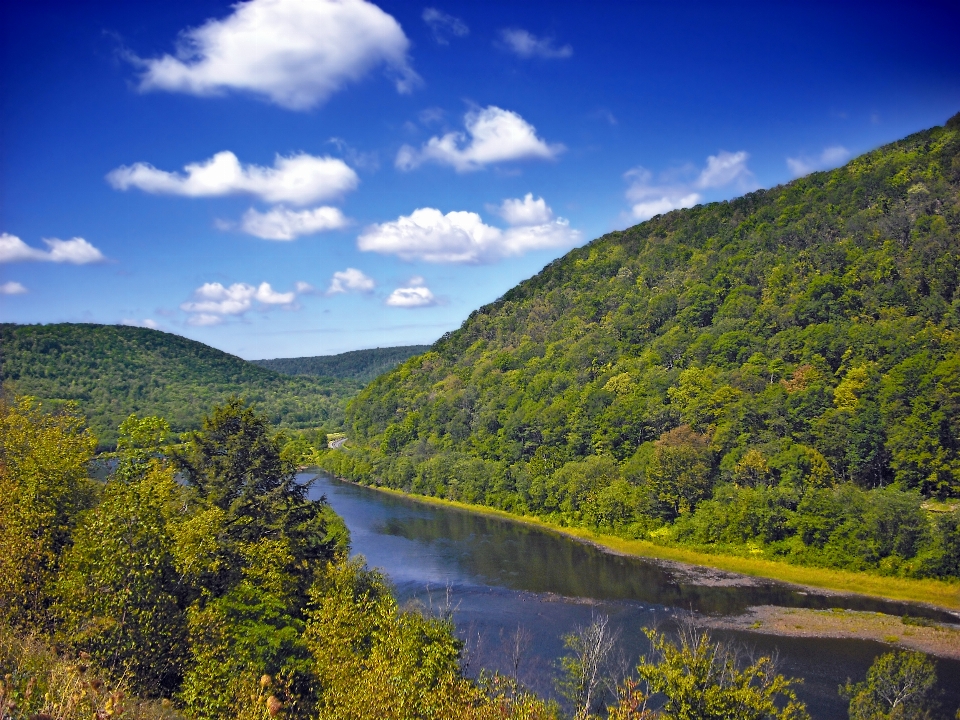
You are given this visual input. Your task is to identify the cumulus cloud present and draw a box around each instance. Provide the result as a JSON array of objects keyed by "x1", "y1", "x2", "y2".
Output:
[
  {"x1": 108, "y1": 151, "x2": 358, "y2": 206},
  {"x1": 422, "y1": 8, "x2": 468, "y2": 44},
  {"x1": 0, "y1": 233, "x2": 106, "y2": 264},
  {"x1": 396, "y1": 106, "x2": 563, "y2": 172},
  {"x1": 786, "y1": 145, "x2": 850, "y2": 177},
  {"x1": 498, "y1": 29, "x2": 572, "y2": 59},
  {"x1": 0, "y1": 281, "x2": 27, "y2": 295},
  {"x1": 327, "y1": 267, "x2": 375, "y2": 294},
  {"x1": 386, "y1": 277, "x2": 436, "y2": 308},
  {"x1": 240, "y1": 205, "x2": 348, "y2": 240},
  {"x1": 695, "y1": 150, "x2": 752, "y2": 189},
  {"x1": 624, "y1": 150, "x2": 754, "y2": 221},
  {"x1": 358, "y1": 196, "x2": 580, "y2": 264},
  {"x1": 495, "y1": 193, "x2": 553, "y2": 225},
  {"x1": 180, "y1": 281, "x2": 298, "y2": 324},
  {"x1": 134, "y1": 0, "x2": 419, "y2": 110}
]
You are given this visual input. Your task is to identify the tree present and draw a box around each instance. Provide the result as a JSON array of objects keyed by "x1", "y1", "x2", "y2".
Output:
[
  {"x1": 173, "y1": 399, "x2": 348, "y2": 718},
  {"x1": 114, "y1": 413, "x2": 172, "y2": 481},
  {"x1": 645, "y1": 426, "x2": 715, "y2": 519},
  {"x1": 841, "y1": 650, "x2": 938, "y2": 720},
  {"x1": 175, "y1": 397, "x2": 343, "y2": 573},
  {"x1": 556, "y1": 615, "x2": 621, "y2": 718},
  {"x1": 608, "y1": 627, "x2": 810, "y2": 720},
  {"x1": 0, "y1": 396, "x2": 96, "y2": 627},
  {"x1": 305, "y1": 558, "x2": 473, "y2": 720},
  {"x1": 56, "y1": 465, "x2": 188, "y2": 697}
]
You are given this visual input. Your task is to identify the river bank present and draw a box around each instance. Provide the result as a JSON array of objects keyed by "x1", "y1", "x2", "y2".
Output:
[
  {"x1": 700, "y1": 606, "x2": 960, "y2": 660},
  {"x1": 323, "y1": 475, "x2": 960, "y2": 613}
]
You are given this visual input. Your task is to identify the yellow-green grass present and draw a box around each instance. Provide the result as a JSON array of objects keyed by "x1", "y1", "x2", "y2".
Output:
[{"x1": 345, "y1": 482, "x2": 960, "y2": 612}]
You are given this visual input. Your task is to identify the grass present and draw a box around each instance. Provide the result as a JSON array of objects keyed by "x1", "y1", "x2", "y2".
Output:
[{"x1": 350, "y1": 482, "x2": 960, "y2": 612}]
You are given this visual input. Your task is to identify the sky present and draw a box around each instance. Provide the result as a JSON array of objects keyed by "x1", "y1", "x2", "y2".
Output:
[{"x1": 2, "y1": 0, "x2": 959, "y2": 360}]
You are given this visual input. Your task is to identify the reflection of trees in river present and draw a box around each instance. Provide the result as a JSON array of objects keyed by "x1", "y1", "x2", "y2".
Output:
[{"x1": 376, "y1": 506, "x2": 952, "y2": 619}]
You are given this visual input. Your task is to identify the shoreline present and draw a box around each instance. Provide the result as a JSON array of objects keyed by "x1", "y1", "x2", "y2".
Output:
[
  {"x1": 318, "y1": 472, "x2": 960, "y2": 614},
  {"x1": 699, "y1": 606, "x2": 960, "y2": 660}
]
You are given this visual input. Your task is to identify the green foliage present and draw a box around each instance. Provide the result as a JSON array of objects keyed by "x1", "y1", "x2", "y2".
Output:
[
  {"x1": 175, "y1": 397, "x2": 343, "y2": 564},
  {"x1": 329, "y1": 116, "x2": 960, "y2": 580},
  {"x1": 607, "y1": 627, "x2": 810, "y2": 720},
  {"x1": 1, "y1": 397, "x2": 562, "y2": 719},
  {"x1": 0, "y1": 396, "x2": 97, "y2": 627},
  {"x1": 305, "y1": 558, "x2": 469, "y2": 719},
  {"x1": 0, "y1": 323, "x2": 362, "y2": 447},
  {"x1": 252, "y1": 345, "x2": 430, "y2": 383},
  {"x1": 56, "y1": 465, "x2": 188, "y2": 697},
  {"x1": 841, "y1": 650, "x2": 939, "y2": 720}
]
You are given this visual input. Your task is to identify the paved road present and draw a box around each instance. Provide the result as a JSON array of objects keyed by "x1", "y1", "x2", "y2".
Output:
[{"x1": 328, "y1": 437, "x2": 347, "y2": 449}]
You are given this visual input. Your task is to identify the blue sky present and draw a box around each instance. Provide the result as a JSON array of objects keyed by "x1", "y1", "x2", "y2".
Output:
[{"x1": 2, "y1": 0, "x2": 959, "y2": 359}]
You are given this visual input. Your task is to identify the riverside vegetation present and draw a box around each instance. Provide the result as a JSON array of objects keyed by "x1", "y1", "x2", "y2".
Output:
[
  {"x1": 320, "y1": 114, "x2": 960, "y2": 590},
  {"x1": 2, "y1": 396, "x2": 951, "y2": 719}
]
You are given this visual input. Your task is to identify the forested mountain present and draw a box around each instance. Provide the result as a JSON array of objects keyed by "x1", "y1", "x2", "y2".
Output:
[
  {"x1": 0, "y1": 323, "x2": 360, "y2": 446},
  {"x1": 325, "y1": 114, "x2": 960, "y2": 580},
  {"x1": 253, "y1": 345, "x2": 430, "y2": 382}
]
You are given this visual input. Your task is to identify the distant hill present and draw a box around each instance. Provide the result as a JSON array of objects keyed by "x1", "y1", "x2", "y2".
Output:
[
  {"x1": 252, "y1": 345, "x2": 430, "y2": 383},
  {"x1": 0, "y1": 323, "x2": 361, "y2": 447}
]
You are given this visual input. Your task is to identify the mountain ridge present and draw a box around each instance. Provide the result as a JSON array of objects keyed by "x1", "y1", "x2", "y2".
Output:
[
  {"x1": 252, "y1": 345, "x2": 430, "y2": 383},
  {"x1": 0, "y1": 323, "x2": 361, "y2": 446}
]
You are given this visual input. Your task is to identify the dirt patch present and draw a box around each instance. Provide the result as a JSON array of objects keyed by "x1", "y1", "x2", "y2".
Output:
[{"x1": 700, "y1": 606, "x2": 960, "y2": 660}]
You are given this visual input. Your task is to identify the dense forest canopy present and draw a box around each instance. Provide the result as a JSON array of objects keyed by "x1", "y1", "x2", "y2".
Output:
[
  {"x1": 0, "y1": 323, "x2": 363, "y2": 447},
  {"x1": 252, "y1": 345, "x2": 430, "y2": 383},
  {"x1": 4, "y1": 397, "x2": 863, "y2": 720},
  {"x1": 326, "y1": 114, "x2": 960, "y2": 581}
]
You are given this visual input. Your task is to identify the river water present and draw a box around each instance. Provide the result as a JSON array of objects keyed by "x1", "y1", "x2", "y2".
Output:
[{"x1": 304, "y1": 471, "x2": 960, "y2": 719}]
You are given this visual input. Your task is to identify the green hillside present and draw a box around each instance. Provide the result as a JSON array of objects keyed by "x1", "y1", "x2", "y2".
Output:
[
  {"x1": 0, "y1": 323, "x2": 360, "y2": 447},
  {"x1": 325, "y1": 114, "x2": 960, "y2": 582},
  {"x1": 252, "y1": 345, "x2": 430, "y2": 382}
]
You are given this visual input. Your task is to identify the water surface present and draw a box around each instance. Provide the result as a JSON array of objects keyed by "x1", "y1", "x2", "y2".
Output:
[{"x1": 306, "y1": 472, "x2": 960, "y2": 719}]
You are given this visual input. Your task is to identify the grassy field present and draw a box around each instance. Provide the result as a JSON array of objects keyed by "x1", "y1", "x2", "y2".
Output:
[{"x1": 343, "y1": 481, "x2": 960, "y2": 612}]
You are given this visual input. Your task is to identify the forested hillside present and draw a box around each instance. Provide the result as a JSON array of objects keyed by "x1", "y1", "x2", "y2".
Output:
[
  {"x1": 253, "y1": 345, "x2": 430, "y2": 382},
  {"x1": 326, "y1": 114, "x2": 960, "y2": 581},
  {"x1": 0, "y1": 323, "x2": 360, "y2": 446}
]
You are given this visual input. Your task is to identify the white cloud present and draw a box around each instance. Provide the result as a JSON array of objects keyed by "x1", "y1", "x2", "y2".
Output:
[
  {"x1": 695, "y1": 150, "x2": 751, "y2": 189},
  {"x1": 786, "y1": 145, "x2": 850, "y2": 177},
  {"x1": 327, "y1": 267, "x2": 375, "y2": 294},
  {"x1": 240, "y1": 205, "x2": 348, "y2": 240},
  {"x1": 0, "y1": 281, "x2": 27, "y2": 295},
  {"x1": 295, "y1": 281, "x2": 317, "y2": 293},
  {"x1": 135, "y1": 0, "x2": 419, "y2": 110},
  {"x1": 108, "y1": 151, "x2": 358, "y2": 205},
  {"x1": 180, "y1": 281, "x2": 297, "y2": 323},
  {"x1": 422, "y1": 8, "x2": 468, "y2": 44},
  {"x1": 495, "y1": 193, "x2": 553, "y2": 225},
  {"x1": 386, "y1": 279, "x2": 436, "y2": 307},
  {"x1": 0, "y1": 233, "x2": 106, "y2": 264},
  {"x1": 396, "y1": 106, "x2": 563, "y2": 172},
  {"x1": 624, "y1": 150, "x2": 754, "y2": 221},
  {"x1": 121, "y1": 318, "x2": 160, "y2": 329},
  {"x1": 358, "y1": 197, "x2": 580, "y2": 264},
  {"x1": 498, "y1": 29, "x2": 572, "y2": 59}
]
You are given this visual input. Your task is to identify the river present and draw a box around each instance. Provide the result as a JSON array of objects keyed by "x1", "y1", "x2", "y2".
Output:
[{"x1": 304, "y1": 471, "x2": 960, "y2": 719}]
